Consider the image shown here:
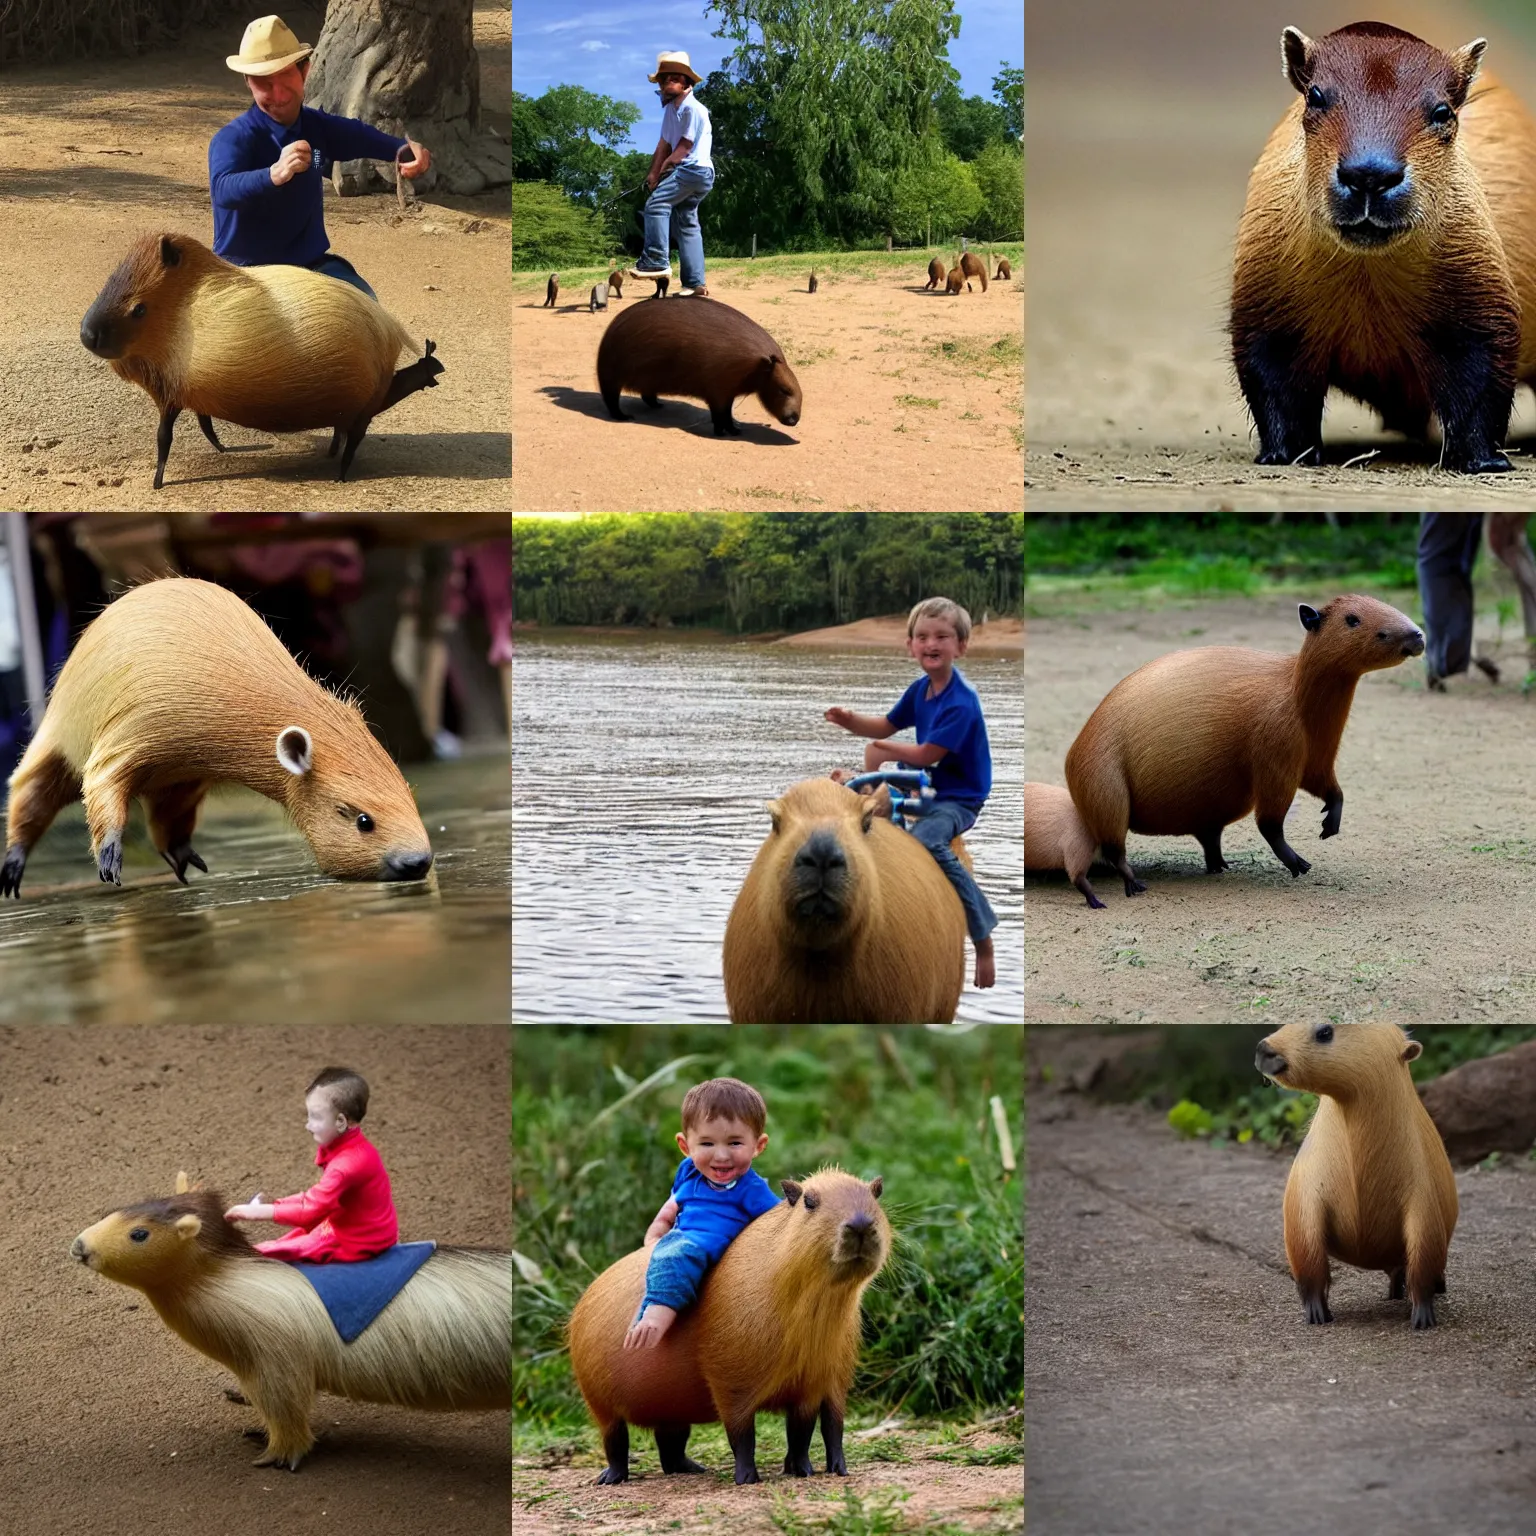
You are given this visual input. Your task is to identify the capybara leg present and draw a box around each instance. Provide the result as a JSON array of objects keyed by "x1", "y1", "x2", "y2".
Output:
[
  {"x1": 725, "y1": 1415, "x2": 761, "y2": 1485},
  {"x1": 601, "y1": 384, "x2": 629, "y2": 421},
  {"x1": 1405, "y1": 1225, "x2": 1446, "y2": 1329},
  {"x1": 1196, "y1": 827, "x2": 1229, "y2": 874},
  {"x1": 145, "y1": 781, "x2": 209, "y2": 884},
  {"x1": 1431, "y1": 353, "x2": 1514, "y2": 474},
  {"x1": 654, "y1": 1424, "x2": 708, "y2": 1475},
  {"x1": 819, "y1": 1400, "x2": 849, "y2": 1476},
  {"x1": 783, "y1": 1405, "x2": 816, "y2": 1477},
  {"x1": 595, "y1": 1420, "x2": 629, "y2": 1485},
  {"x1": 1072, "y1": 873, "x2": 1107, "y2": 910},
  {"x1": 1297, "y1": 1276, "x2": 1333, "y2": 1325},
  {"x1": 1318, "y1": 789, "x2": 1343, "y2": 840},
  {"x1": 1234, "y1": 334, "x2": 1325, "y2": 466},
  {"x1": 152, "y1": 403, "x2": 181, "y2": 490},
  {"x1": 196, "y1": 414, "x2": 225, "y2": 452},
  {"x1": 1256, "y1": 814, "x2": 1310, "y2": 877},
  {"x1": 244, "y1": 1380, "x2": 316, "y2": 1470},
  {"x1": 642, "y1": 394, "x2": 664, "y2": 409},
  {"x1": 1388, "y1": 1268, "x2": 1406, "y2": 1301},
  {"x1": 3, "y1": 748, "x2": 81, "y2": 898},
  {"x1": 327, "y1": 426, "x2": 343, "y2": 458},
  {"x1": 1102, "y1": 841, "x2": 1145, "y2": 897},
  {"x1": 709, "y1": 402, "x2": 741, "y2": 437},
  {"x1": 80, "y1": 757, "x2": 134, "y2": 887},
  {"x1": 337, "y1": 416, "x2": 371, "y2": 481}
]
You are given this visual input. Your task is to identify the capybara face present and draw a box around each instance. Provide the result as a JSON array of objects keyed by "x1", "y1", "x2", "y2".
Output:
[
  {"x1": 80, "y1": 232, "x2": 191, "y2": 361},
  {"x1": 71, "y1": 1192, "x2": 245, "y2": 1289},
  {"x1": 1297, "y1": 593, "x2": 1425, "y2": 670},
  {"x1": 1283, "y1": 23, "x2": 1487, "y2": 251},
  {"x1": 785, "y1": 1170, "x2": 891, "y2": 1281},
  {"x1": 1255, "y1": 1020, "x2": 1420, "y2": 1097},
  {"x1": 757, "y1": 357, "x2": 803, "y2": 426},
  {"x1": 761, "y1": 779, "x2": 879, "y2": 948}
]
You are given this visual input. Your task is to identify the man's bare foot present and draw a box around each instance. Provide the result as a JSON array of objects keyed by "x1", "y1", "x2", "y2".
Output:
[
  {"x1": 622, "y1": 1304, "x2": 678, "y2": 1350},
  {"x1": 974, "y1": 938, "x2": 996, "y2": 989}
]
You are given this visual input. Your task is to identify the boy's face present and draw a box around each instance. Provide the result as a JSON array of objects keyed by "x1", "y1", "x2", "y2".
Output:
[
  {"x1": 676, "y1": 1114, "x2": 768, "y2": 1185},
  {"x1": 908, "y1": 616, "x2": 967, "y2": 677},
  {"x1": 304, "y1": 1089, "x2": 349, "y2": 1147},
  {"x1": 659, "y1": 72, "x2": 691, "y2": 104}
]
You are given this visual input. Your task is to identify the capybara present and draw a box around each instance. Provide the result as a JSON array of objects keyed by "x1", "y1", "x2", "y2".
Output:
[
  {"x1": 722, "y1": 777, "x2": 969, "y2": 1022},
  {"x1": 1064, "y1": 595, "x2": 1423, "y2": 892},
  {"x1": 607, "y1": 269, "x2": 625, "y2": 299},
  {"x1": 1231, "y1": 23, "x2": 1536, "y2": 473},
  {"x1": 597, "y1": 297, "x2": 802, "y2": 436},
  {"x1": 1, "y1": 577, "x2": 434, "y2": 896},
  {"x1": 590, "y1": 282, "x2": 609, "y2": 312},
  {"x1": 809, "y1": 269, "x2": 818, "y2": 293},
  {"x1": 544, "y1": 273, "x2": 559, "y2": 307},
  {"x1": 80, "y1": 232, "x2": 443, "y2": 486},
  {"x1": 568, "y1": 1168, "x2": 889, "y2": 1484},
  {"x1": 1025, "y1": 781, "x2": 1105, "y2": 909},
  {"x1": 945, "y1": 267, "x2": 964, "y2": 294},
  {"x1": 995, "y1": 258, "x2": 1012, "y2": 280},
  {"x1": 1256, "y1": 1022, "x2": 1458, "y2": 1329},
  {"x1": 72, "y1": 1179, "x2": 511, "y2": 1468},
  {"x1": 925, "y1": 256, "x2": 946, "y2": 290},
  {"x1": 960, "y1": 251, "x2": 988, "y2": 292}
]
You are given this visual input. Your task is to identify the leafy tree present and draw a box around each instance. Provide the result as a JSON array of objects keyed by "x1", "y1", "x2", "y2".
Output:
[
  {"x1": 971, "y1": 141, "x2": 1022, "y2": 240},
  {"x1": 993, "y1": 65, "x2": 1023, "y2": 139},
  {"x1": 511, "y1": 181, "x2": 613, "y2": 270},
  {"x1": 511, "y1": 84, "x2": 640, "y2": 202},
  {"x1": 891, "y1": 151, "x2": 982, "y2": 245},
  {"x1": 935, "y1": 82, "x2": 1011, "y2": 159}
]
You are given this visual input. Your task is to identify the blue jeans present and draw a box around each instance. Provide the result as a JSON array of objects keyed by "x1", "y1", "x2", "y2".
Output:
[
  {"x1": 307, "y1": 252, "x2": 377, "y2": 299},
  {"x1": 1417, "y1": 512, "x2": 1482, "y2": 679},
  {"x1": 640, "y1": 165, "x2": 715, "y2": 288},
  {"x1": 640, "y1": 1230, "x2": 713, "y2": 1312},
  {"x1": 910, "y1": 801, "x2": 997, "y2": 946}
]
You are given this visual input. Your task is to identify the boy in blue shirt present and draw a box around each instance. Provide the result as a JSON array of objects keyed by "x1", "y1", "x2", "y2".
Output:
[
  {"x1": 623, "y1": 1076, "x2": 780, "y2": 1350},
  {"x1": 826, "y1": 597, "x2": 998, "y2": 989}
]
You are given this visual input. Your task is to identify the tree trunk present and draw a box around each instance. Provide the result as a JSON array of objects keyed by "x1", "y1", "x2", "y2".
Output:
[{"x1": 307, "y1": 0, "x2": 509, "y2": 197}]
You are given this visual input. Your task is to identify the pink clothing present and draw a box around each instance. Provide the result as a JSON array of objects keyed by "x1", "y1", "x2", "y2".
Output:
[{"x1": 254, "y1": 1126, "x2": 398, "y2": 1263}]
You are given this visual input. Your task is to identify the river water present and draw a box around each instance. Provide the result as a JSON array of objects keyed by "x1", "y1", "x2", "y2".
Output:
[{"x1": 512, "y1": 634, "x2": 1023, "y2": 1023}]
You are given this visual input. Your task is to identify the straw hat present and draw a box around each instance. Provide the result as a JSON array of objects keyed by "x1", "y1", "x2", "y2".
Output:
[
  {"x1": 648, "y1": 51, "x2": 702, "y2": 85},
  {"x1": 226, "y1": 15, "x2": 313, "y2": 76}
]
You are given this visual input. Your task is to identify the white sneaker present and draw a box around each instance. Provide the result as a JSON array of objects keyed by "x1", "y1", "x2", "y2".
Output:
[{"x1": 628, "y1": 264, "x2": 673, "y2": 281}]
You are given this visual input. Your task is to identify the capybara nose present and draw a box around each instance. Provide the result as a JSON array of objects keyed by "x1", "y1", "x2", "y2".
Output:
[
  {"x1": 70, "y1": 1237, "x2": 87, "y2": 1262},
  {"x1": 794, "y1": 831, "x2": 846, "y2": 880},
  {"x1": 1337, "y1": 155, "x2": 1405, "y2": 196},
  {"x1": 1255, "y1": 1044, "x2": 1287, "y2": 1077},
  {"x1": 384, "y1": 850, "x2": 433, "y2": 881},
  {"x1": 1402, "y1": 630, "x2": 1425, "y2": 658},
  {"x1": 844, "y1": 1212, "x2": 874, "y2": 1235},
  {"x1": 780, "y1": 410, "x2": 800, "y2": 427},
  {"x1": 80, "y1": 317, "x2": 102, "y2": 354}
]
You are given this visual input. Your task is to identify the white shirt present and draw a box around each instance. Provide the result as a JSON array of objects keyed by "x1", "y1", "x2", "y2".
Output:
[{"x1": 661, "y1": 91, "x2": 712, "y2": 172}]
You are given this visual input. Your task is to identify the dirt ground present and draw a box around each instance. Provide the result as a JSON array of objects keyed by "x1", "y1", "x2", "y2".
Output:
[
  {"x1": 1026, "y1": 594, "x2": 1536, "y2": 1023},
  {"x1": 1027, "y1": 1027, "x2": 1536, "y2": 1536},
  {"x1": 1026, "y1": 0, "x2": 1536, "y2": 509},
  {"x1": 0, "y1": 2, "x2": 510, "y2": 510},
  {"x1": 775, "y1": 613, "x2": 1024, "y2": 656},
  {"x1": 0, "y1": 1024, "x2": 509, "y2": 1536},
  {"x1": 512, "y1": 262, "x2": 1023, "y2": 512}
]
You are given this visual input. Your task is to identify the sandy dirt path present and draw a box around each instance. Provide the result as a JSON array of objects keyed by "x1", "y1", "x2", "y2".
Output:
[
  {"x1": 1026, "y1": 0, "x2": 1536, "y2": 509},
  {"x1": 513, "y1": 260, "x2": 1023, "y2": 512},
  {"x1": 0, "y1": 1024, "x2": 509, "y2": 1536},
  {"x1": 1026, "y1": 595, "x2": 1536, "y2": 1023},
  {"x1": 1027, "y1": 1028, "x2": 1536, "y2": 1536},
  {"x1": 0, "y1": 2, "x2": 510, "y2": 510}
]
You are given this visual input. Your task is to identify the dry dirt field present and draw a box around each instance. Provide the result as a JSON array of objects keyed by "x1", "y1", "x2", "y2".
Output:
[
  {"x1": 0, "y1": 2, "x2": 510, "y2": 510},
  {"x1": 1026, "y1": 595, "x2": 1536, "y2": 1023},
  {"x1": 512, "y1": 256, "x2": 1023, "y2": 512}
]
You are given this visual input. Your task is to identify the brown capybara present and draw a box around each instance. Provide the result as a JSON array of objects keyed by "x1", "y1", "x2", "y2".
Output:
[
  {"x1": 925, "y1": 256, "x2": 947, "y2": 290},
  {"x1": 79, "y1": 233, "x2": 443, "y2": 487},
  {"x1": 1256, "y1": 1022, "x2": 1458, "y2": 1329},
  {"x1": 995, "y1": 258, "x2": 1012, "y2": 280},
  {"x1": 722, "y1": 778, "x2": 968, "y2": 1022},
  {"x1": 1064, "y1": 595, "x2": 1424, "y2": 893},
  {"x1": 1232, "y1": 23, "x2": 1536, "y2": 474},
  {"x1": 72, "y1": 1176, "x2": 511, "y2": 1468},
  {"x1": 568, "y1": 1168, "x2": 889, "y2": 1484},
  {"x1": 590, "y1": 282, "x2": 609, "y2": 312},
  {"x1": 809, "y1": 269, "x2": 818, "y2": 293},
  {"x1": 1025, "y1": 781, "x2": 1105, "y2": 909},
  {"x1": 2, "y1": 578, "x2": 434, "y2": 896},
  {"x1": 607, "y1": 269, "x2": 625, "y2": 299},
  {"x1": 597, "y1": 297, "x2": 802, "y2": 436},
  {"x1": 945, "y1": 267, "x2": 964, "y2": 294},
  {"x1": 545, "y1": 273, "x2": 559, "y2": 307},
  {"x1": 960, "y1": 251, "x2": 988, "y2": 292}
]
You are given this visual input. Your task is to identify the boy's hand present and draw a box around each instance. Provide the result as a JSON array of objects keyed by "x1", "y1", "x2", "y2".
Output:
[
  {"x1": 825, "y1": 706, "x2": 854, "y2": 730},
  {"x1": 225, "y1": 1194, "x2": 273, "y2": 1222}
]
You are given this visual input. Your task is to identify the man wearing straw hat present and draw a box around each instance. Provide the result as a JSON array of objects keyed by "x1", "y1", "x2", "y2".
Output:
[
  {"x1": 210, "y1": 14, "x2": 432, "y2": 298},
  {"x1": 630, "y1": 50, "x2": 715, "y2": 298}
]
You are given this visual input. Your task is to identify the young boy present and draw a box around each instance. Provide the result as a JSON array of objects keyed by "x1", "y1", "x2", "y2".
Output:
[
  {"x1": 622, "y1": 1076, "x2": 779, "y2": 1350},
  {"x1": 225, "y1": 1066, "x2": 399, "y2": 1262},
  {"x1": 629, "y1": 50, "x2": 715, "y2": 297},
  {"x1": 826, "y1": 596, "x2": 998, "y2": 989}
]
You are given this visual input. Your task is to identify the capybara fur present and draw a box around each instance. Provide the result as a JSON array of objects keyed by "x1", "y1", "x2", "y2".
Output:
[
  {"x1": 925, "y1": 256, "x2": 947, "y2": 290},
  {"x1": 80, "y1": 233, "x2": 442, "y2": 486},
  {"x1": 597, "y1": 297, "x2": 802, "y2": 436},
  {"x1": 995, "y1": 258, "x2": 1012, "y2": 280},
  {"x1": 1064, "y1": 595, "x2": 1424, "y2": 893},
  {"x1": 1, "y1": 577, "x2": 434, "y2": 897},
  {"x1": 568, "y1": 1168, "x2": 889, "y2": 1485},
  {"x1": 722, "y1": 777, "x2": 970, "y2": 1023},
  {"x1": 960, "y1": 251, "x2": 988, "y2": 292},
  {"x1": 1025, "y1": 781, "x2": 1106, "y2": 909},
  {"x1": 545, "y1": 273, "x2": 559, "y2": 307},
  {"x1": 1232, "y1": 23, "x2": 1536, "y2": 473},
  {"x1": 1256, "y1": 1022, "x2": 1458, "y2": 1329},
  {"x1": 72, "y1": 1180, "x2": 511, "y2": 1468},
  {"x1": 607, "y1": 270, "x2": 625, "y2": 299},
  {"x1": 945, "y1": 267, "x2": 964, "y2": 294}
]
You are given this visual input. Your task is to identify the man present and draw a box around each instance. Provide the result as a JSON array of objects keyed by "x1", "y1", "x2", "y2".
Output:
[
  {"x1": 630, "y1": 51, "x2": 714, "y2": 298},
  {"x1": 210, "y1": 15, "x2": 431, "y2": 298}
]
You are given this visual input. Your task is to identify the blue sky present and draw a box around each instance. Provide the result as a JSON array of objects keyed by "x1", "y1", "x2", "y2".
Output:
[{"x1": 513, "y1": 1, "x2": 1022, "y2": 153}]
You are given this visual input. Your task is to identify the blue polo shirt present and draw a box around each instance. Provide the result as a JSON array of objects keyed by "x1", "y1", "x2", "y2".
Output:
[
  {"x1": 669, "y1": 1158, "x2": 779, "y2": 1262},
  {"x1": 209, "y1": 103, "x2": 406, "y2": 267},
  {"x1": 887, "y1": 666, "x2": 992, "y2": 811}
]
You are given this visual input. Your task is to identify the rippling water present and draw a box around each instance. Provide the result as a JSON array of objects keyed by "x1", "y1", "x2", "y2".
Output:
[{"x1": 512, "y1": 634, "x2": 1022, "y2": 1023}]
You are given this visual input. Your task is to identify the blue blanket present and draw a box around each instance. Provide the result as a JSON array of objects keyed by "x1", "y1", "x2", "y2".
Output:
[{"x1": 290, "y1": 1242, "x2": 436, "y2": 1343}]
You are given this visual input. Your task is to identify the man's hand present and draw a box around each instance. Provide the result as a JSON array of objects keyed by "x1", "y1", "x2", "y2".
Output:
[
  {"x1": 398, "y1": 139, "x2": 431, "y2": 180},
  {"x1": 270, "y1": 140, "x2": 312, "y2": 185},
  {"x1": 825, "y1": 706, "x2": 855, "y2": 730}
]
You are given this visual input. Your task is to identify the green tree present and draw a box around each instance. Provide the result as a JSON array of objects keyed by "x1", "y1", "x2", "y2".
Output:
[
  {"x1": 891, "y1": 150, "x2": 982, "y2": 245},
  {"x1": 971, "y1": 141, "x2": 1023, "y2": 240},
  {"x1": 512, "y1": 85, "x2": 640, "y2": 202},
  {"x1": 511, "y1": 181, "x2": 613, "y2": 270},
  {"x1": 935, "y1": 82, "x2": 1011, "y2": 159},
  {"x1": 993, "y1": 65, "x2": 1022, "y2": 139}
]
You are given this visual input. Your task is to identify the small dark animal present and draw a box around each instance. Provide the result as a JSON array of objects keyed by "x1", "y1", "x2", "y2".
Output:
[
  {"x1": 995, "y1": 258, "x2": 1012, "y2": 280},
  {"x1": 960, "y1": 252, "x2": 988, "y2": 292},
  {"x1": 925, "y1": 257, "x2": 946, "y2": 290},
  {"x1": 945, "y1": 267, "x2": 964, "y2": 295},
  {"x1": 544, "y1": 274, "x2": 559, "y2": 307},
  {"x1": 809, "y1": 270, "x2": 818, "y2": 293},
  {"x1": 607, "y1": 270, "x2": 625, "y2": 299},
  {"x1": 590, "y1": 282, "x2": 609, "y2": 313}
]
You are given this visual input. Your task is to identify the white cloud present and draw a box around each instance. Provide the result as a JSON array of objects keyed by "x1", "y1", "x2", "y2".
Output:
[{"x1": 579, "y1": 40, "x2": 611, "y2": 51}]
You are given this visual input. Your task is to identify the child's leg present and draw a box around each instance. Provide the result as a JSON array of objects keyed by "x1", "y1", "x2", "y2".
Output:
[
  {"x1": 910, "y1": 803, "x2": 999, "y2": 989},
  {"x1": 623, "y1": 1232, "x2": 711, "y2": 1350}
]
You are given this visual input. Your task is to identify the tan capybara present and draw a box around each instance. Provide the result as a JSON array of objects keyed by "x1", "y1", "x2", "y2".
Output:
[
  {"x1": 1064, "y1": 595, "x2": 1424, "y2": 893},
  {"x1": 80, "y1": 233, "x2": 443, "y2": 486},
  {"x1": 545, "y1": 273, "x2": 559, "y2": 307},
  {"x1": 945, "y1": 267, "x2": 964, "y2": 294},
  {"x1": 960, "y1": 251, "x2": 988, "y2": 292},
  {"x1": 597, "y1": 297, "x2": 802, "y2": 436},
  {"x1": 722, "y1": 778, "x2": 969, "y2": 1023},
  {"x1": 1232, "y1": 23, "x2": 1536, "y2": 473},
  {"x1": 995, "y1": 258, "x2": 1012, "y2": 280},
  {"x1": 72, "y1": 1178, "x2": 512, "y2": 1468},
  {"x1": 2, "y1": 578, "x2": 434, "y2": 896},
  {"x1": 607, "y1": 269, "x2": 625, "y2": 298},
  {"x1": 925, "y1": 256, "x2": 947, "y2": 290},
  {"x1": 568, "y1": 1168, "x2": 889, "y2": 1484},
  {"x1": 1256, "y1": 1022, "x2": 1458, "y2": 1329},
  {"x1": 1025, "y1": 781, "x2": 1105, "y2": 909}
]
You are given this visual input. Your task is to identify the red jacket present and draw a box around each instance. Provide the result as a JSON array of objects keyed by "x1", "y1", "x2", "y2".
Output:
[{"x1": 255, "y1": 1126, "x2": 399, "y2": 1263}]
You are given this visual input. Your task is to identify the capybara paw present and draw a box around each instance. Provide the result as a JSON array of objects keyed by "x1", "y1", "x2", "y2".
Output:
[
  {"x1": 595, "y1": 1468, "x2": 630, "y2": 1485},
  {"x1": 1302, "y1": 1295, "x2": 1333, "y2": 1325},
  {"x1": 1456, "y1": 452, "x2": 1512, "y2": 475},
  {"x1": 1123, "y1": 877, "x2": 1147, "y2": 897},
  {"x1": 827, "y1": 1456, "x2": 849, "y2": 1476},
  {"x1": 734, "y1": 1467, "x2": 763, "y2": 1485},
  {"x1": 97, "y1": 836, "x2": 122, "y2": 885},
  {"x1": 1287, "y1": 855, "x2": 1311, "y2": 877},
  {"x1": 1255, "y1": 445, "x2": 1319, "y2": 467},
  {"x1": 161, "y1": 842, "x2": 209, "y2": 885},
  {"x1": 668, "y1": 1457, "x2": 709, "y2": 1475},
  {"x1": 1411, "y1": 1301, "x2": 1437, "y2": 1330},
  {"x1": 1085, "y1": 893, "x2": 1107, "y2": 910},
  {"x1": 0, "y1": 844, "x2": 26, "y2": 898},
  {"x1": 783, "y1": 1454, "x2": 814, "y2": 1477}
]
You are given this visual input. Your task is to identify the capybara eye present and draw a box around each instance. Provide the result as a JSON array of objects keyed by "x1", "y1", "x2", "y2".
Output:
[
  {"x1": 1314, "y1": 1024, "x2": 1335, "y2": 1044},
  {"x1": 356, "y1": 812, "x2": 375, "y2": 833},
  {"x1": 1430, "y1": 102, "x2": 1453, "y2": 126},
  {"x1": 130, "y1": 303, "x2": 146, "y2": 320},
  {"x1": 1306, "y1": 85, "x2": 1326, "y2": 111},
  {"x1": 129, "y1": 1228, "x2": 150, "y2": 1243},
  {"x1": 1345, "y1": 614, "x2": 1360, "y2": 628},
  {"x1": 803, "y1": 1190, "x2": 820, "y2": 1212}
]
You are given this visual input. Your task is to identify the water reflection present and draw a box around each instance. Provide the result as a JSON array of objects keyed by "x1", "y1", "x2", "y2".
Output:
[{"x1": 512, "y1": 635, "x2": 1022, "y2": 1023}]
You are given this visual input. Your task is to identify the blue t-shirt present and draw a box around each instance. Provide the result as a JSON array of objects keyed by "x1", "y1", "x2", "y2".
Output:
[
  {"x1": 669, "y1": 1158, "x2": 779, "y2": 1262},
  {"x1": 661, "y1": 91, "x2": 713, "y2": 171},
  {"x1": 887, "y1": 667, "x2": 992, "y2": 811},
  {"x1": 209, "y1": 104, "x2": 406, "y2": 267}
]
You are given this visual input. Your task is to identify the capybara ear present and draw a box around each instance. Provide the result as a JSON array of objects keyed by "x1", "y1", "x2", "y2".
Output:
[
  {"x1": 1298, "y1": 604, "x2": 1322, "y2": 633},
  {"x1": 1401, "y1": 1039, "x2": 1424, "y2": 1064},
  {"x1": 174, "y1": 1170, "x2": 190, "y2": 1193},
  {"x1": 276, "y1": 725, "x2": 314, "y2": 777},
  {"x1": 174, "y1": 1213, "x2": 202, "y2": 1241},
  {"x1": 1282, "y1": 27, "x2": 1315, "y2": 93},
  {"x1": 869, "y1": 1176, "x2": 883, "y2": 1200},
  {"x1": 1447, "y1": 38, "x2": 1488, "y2": 108},
  {"x1": 766, "y1": 798, "x2": 783, "y2": 835},
  {"x1": 782, "y1": 1180, "x2": 802, "y2": 1205},
  {"x1": 159, "y1": 233, "x2": 183, "y2": 270},
  {"x1": 860, "y1": 798, "x2": 877, "y2": 834}
]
